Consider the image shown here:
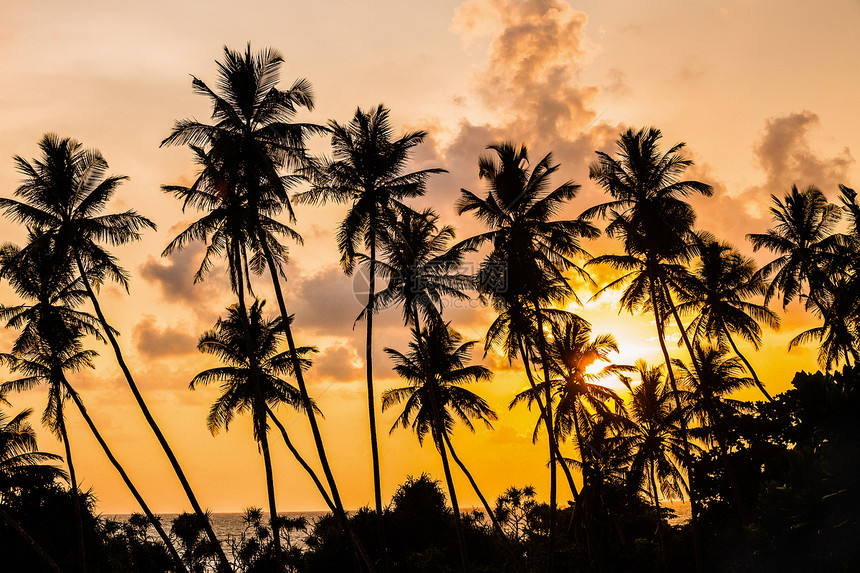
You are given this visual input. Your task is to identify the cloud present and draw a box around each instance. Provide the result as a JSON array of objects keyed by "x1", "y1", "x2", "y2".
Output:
[
  {"x1": 312, "y1": 343, "x2": 363, "y2": 382},
  {"x1": 138, "y1": 231, "x2": 233, "y2": 320},
  {"x1": 748, "y1": 111, "x2": 853, "y2": 205},
  {"x1": 133, "y1": 315, "x2": 199, "y2": 358}
]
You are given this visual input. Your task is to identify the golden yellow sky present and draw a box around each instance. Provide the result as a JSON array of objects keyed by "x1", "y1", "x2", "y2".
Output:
[{"x1": 1, "y1": 0, "x2": 858, "y2": 513}]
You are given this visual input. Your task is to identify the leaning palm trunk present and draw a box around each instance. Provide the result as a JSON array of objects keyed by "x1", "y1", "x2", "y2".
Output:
[
  {"x1": 515, "y1": 339, "x2": 581, "y2": 503},
  {"x1": 409, "y1": 308, "x2": 470, "y2": 572},
  {"x1": 649, "y1": 460, "x2": 668, "y2": 559},
  {"x1": 531, "y1": 306, "x2": 558, "y2": 570},
  {"x1": 428, "y1": 385, "x2": 469, "y2": 573},
  {"x1": 72, "y1": 253, "x2": 231, "y2": 572},
  {"x1": 647, "y1": 273, "x2": 703, "y2": 573},
  {"x1": 259, "y1": 238, "x2": 375, "y2": 573},
  {"x1": 266, "y1": 406, "x2": 335, "y2": 512},
  {"x1": 662, "y1": 281, "x2": 749, "y2": 524},
  {"x1": 232, "y1": 251, "x2": 281, "y2": 553},
  {"x1": 64, "y1": 383, "x2": 186, "y2": 572},
  {"x1": 366, "y1": 238, "x2": 384, "y2": 518},
  {"x1": 57, "y1": 401, "x2": 86, "y2": 573},
  {"x1": 441, "y1": 431, "x2": 525, "y2": 573},
  {"x1": 723, "y1": 327, "x2": 772, "y2": 402},
  {"x1": 365, "y1": 237, "x2": 391, "y2": 573},
  {"x1": 0, "y1": 505, "x2": 64, "y2": 573}
]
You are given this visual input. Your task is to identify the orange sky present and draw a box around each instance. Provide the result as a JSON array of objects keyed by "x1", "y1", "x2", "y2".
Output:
[{"x1": 1, "y1": 0, "x2": 858, "y2": 513}]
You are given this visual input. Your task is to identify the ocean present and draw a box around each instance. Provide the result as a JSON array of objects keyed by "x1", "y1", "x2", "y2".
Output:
[
  {"x1": 104, "y1": 511, "x2": 329, "y2": 555},
  {"x1": 108, "y1": 502, "x2": 693, "y2": 541}
]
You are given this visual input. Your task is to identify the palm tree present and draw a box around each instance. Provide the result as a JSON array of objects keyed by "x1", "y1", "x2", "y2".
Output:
[
  {"x1": 457, "y1": 142, "x2": 597, "y2": 547},
  {"x1": 382, "y1": 321, "x2": 496, "y2": 572},
  {"x1": 161, "y1": 48, "x2": 372, "y2": 570},
  {"x1": 673, "y1": 345, "x2": 756, "y2": 449},
  {"x1": 676, "y1": 233, "x2": 779, "y2": 400},
  {"x1": 0, "y1": 238, "x2": 186, "y2": 570},
  {"x1": 748, "y1": 185, "x2": 857, "y2": 368},
  {"x1": 191, "y1": 299, "x2": 316, "y2": 553},
  {"x1": 511, "y1": 319, "x2": 628, "y2": 561},
  {"x1": 747, "y1": 185, "x2": 841, "y2": 310},
  {"x1": 673, "y1": 344, "x2": 755, "y2": 520},
  {"x1": 619, "y1": 362, "x2": 690, "y2": 549},
  {"x1": 372, "y1": 208, "x2": 471, "y2": 329},
  {"x1": 0, "y1": 134, "x2": 228, "y2": 569},
  {"x1": 296, "y1": 104, "x2": 445, "y2": 521},
  {"x1": 587, "y1": 126, "x2": 712, "y2": 571},
  {"x1": 0, "y1": 394, "x2": 66, "y2": 573}
]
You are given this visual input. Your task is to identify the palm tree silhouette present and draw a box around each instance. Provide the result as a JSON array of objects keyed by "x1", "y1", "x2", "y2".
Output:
[
  {"x1": 511, "y1": 319, "x2": 629, "y2": 561},
  {"x1": 457, "y1": 142, "x2": 597, "y2": 548},
  {"x1": 191, "y1": 299, "x2": 316, "y2": 553},
  {"x1": 0, "y1": 394, "x2": 66, "y2": 573},
  {"x1": 296, "y1": 104, "x2": 445, "y2": 524},
  {"x1": 747, "y1": 185, "x2": 840, "y2": 310},
  {"x1": 748, "y1": 185, "x2": 857, "y2": 368},
  {"x1": 676, "y1": 233, "x2": 779, "y2": 401},
  {"x1": 372, "y1": 208, "x2": 523, "y2": 569},
  {"x1": 0, "y1": 237, "x2": 186, "y2": 571},
  {"x1": 383, "y1": 321, "x2": 496, "y2": 572},
  {"x1": 619, "y1": 362, "x2": 691, "y2": 554},
  {"x1": 161, "y1": 47, "x2": 373, "y2": 570},
  {"x1": 673, "y1": 344, "x2": 755, "y2": 521},
  {"x1": 587, "y1": 126, "x2": 712, "y2": 570},
  {"x1": 0, "y1": 134, "x2": 223, "y2": 569}
]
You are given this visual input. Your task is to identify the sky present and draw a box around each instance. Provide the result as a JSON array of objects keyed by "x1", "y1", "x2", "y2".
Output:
[{"x1": 1, "y1": 0, "x2": 858, "y2": 513}]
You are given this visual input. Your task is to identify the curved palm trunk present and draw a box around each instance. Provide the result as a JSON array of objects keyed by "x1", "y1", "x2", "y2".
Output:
[
  {"x1": 441, "y1": 431, "x2": 525, "y2": 573},
  {"x1": 646, "y1": 272, "x2": 703, "y2": 573},
  {"x1": 365, "y1": 236, "x2": 390, "y2": 572},
  {"x1": 232, "y1": 250, "x2": 281, "y2": 554},
  {"x1": 571, "y1": 406, "x2": 599, "y2": 567},
  {"x1": 64, "y1": 383, "x2": 186, "y2": 572},
  {"x1": 429, "y1": 400, "x2": 469, "y2": 572},
  {"x1": 515, "y1": 339, "x2": 580, "y2": 503},
  {"x1": 410, "y1": 309, "x2": 469, "y2": 572},
  {"x1": 257, "y1": 415, "x2": 281, "y2": 553},
  {"x1": 529, "y1": 303, "x2": 560, "y2": 570},
  {"x1": 662, "y1": 282, "x2": 749, "y2": 524},
  {"x1": 72, "y1": 254, "x2": 230, "y2": 572},
  {"x1": 723, "y1": 328, "x2": 773, "y2": 402},
  {"x1": 259, "y1": 238, "x2": 374, "y2": 573},
  {"x1": 57, "y1": 408, "x2": 86, "y2": 573},
  {"x1": 266, "y1": 406, "x2": 335, "y2": 512},
  {"x1": 366, "y1": 238, "x2": 384, "y2": 517},
  {"x1": 0, "y1": 505, "x2": 64, "y2": 573},
  {"x1": 649, "y1": 460, "x2": 667, "y2": 559}
]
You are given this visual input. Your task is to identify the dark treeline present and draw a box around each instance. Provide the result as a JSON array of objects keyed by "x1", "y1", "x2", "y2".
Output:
[{"x1": 0, "y1": 44, "x2": 858, "y2": 572}]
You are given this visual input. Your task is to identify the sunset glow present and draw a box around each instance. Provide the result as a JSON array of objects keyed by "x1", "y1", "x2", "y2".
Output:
[{"x1": 1, "y1": 0, "x2": 857, "y2": 526}]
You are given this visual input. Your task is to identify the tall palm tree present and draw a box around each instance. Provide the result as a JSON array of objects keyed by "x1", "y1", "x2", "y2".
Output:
[
  {"x1": 0, "y1": 238, "x2": 186, "y2": 570},
  {"x1": 161, "y1": 48, "x2": 373, "y2": 570},
  {"x1": 457, "y1": 142, "x2": 597, "y2": 547},
  {"x1": 0, "y1": 134, "x2": 228, "y2": 569},
  {"x1": 587, "y1": 126, "x2": 712, "y2": 571},
  {"x1": 191, "y1": 299, "x2": 316, "y2": 553},
  {"x1": 296, "y1": 104, "x2": 445, "y2": 521},
  {"x1": 0, "y1": 394, "x2": 66, "y2": 573},
  {"x1": 382, "y1": 321, "x2": 496, "y2": 572},
  {"x1": 373, "y1": 208, "x2": 522, "y2": 568},
  {"x1": 676, "y1": 233, "x2": 779, "y2": 400}
]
